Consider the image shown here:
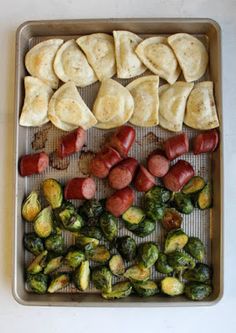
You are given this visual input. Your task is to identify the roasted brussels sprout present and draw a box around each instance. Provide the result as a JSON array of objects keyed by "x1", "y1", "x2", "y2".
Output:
[
  {"x1": 161, "y1": 208, "x2": 182, "y2": 231},
  {"x1": 34, "y1": 206, "x2": 53, "y2": 238},
  {"x1": 145, "y1": 186, "x2": 171, "y2": 204},
  {"x1": 109, "y1": 254, "x2": 125, "y2": 276},
  {"x1": 182, "y1": 176, "x2": 205, "y2": 195},
  {"x1": 161, "y1": 277, "x2": 184, "y2": 296},
  {"x1": 133, "y1": 280, "x2": 159, "y2": 297},
  {"x1": 132, "y1": 219, "x2": 156, "y2": 238},
  {"x1": 44, "y1": 255, "x2": 63, "y2": 274},
  {"x1": 183, "y1": 263, "x2": 212, "y2": 282},
  {"x1": 22, "y1": 191, "x2": 41, "y2": 222},
  {"x1": 155, "y1": 253, "x2": 173, "y2": 274},
  {"x1": 45, "y1": 234, "x2": 65, "y2": 254},
  {"x1": 124, "y1": 265, "x2": 150, "y2": 282},
  {"x1": 23, "y1": 232, "x2": 44, "y2": 255},
  {"x1": 184, "y1": 237, "x2": 205, "y2": 261},
  {"x1": 73, "y1": 260, "x2": 90, "y2": 291},
  {"x1": 116, "y1": 236, "x2": 137, "y2": 261},
  {"x1": 99, "y1": 212, "x2": 118, "y2": 242},
  {"x1": 122, "y1": 206, "x2": 145, "y2": 231},
  {"x1": 79, "y1": 226, "x2": 103, "y2": 240},
  {"x1": 167, "y1": 250, "x2": 195, "y2": 272},
  {"x1": 164, "y1": 229, "x2": 188, "y2": 254},
  {"x1": 63, "y1": 214, "x2": 84, "y2": 232},
  {"x1": 197, "y1": 183, "x2": 212, "y2": 209},
  {"x1": 79, "y1": 199, "x2": 103, "y2": 225},
  {"x1": 184, "y1": 282, "x2": 212, "y2": 301},
  {"x1": 172, "y1": 192, "x2": 194, "y2": 215},
  {"x1": 41, "y1": 178, "x2": 63, "y2": 209},
  {"x1": 137, "y1": 242, "x2": 159, "y2": 268},
  {"x1": 76, "y1": 235, "x2": 99, "y2": 251},
  {"x1": 101, "y1": 281, "x2": 132, "y2": 300},
  {"x1": 27, "y1": 250, "x2": 48, "y2": 274},
  {"x1": 54, "y1": 201, "x2": 75, "y2": 226},
  {"x1": 144, "y1": 186, "x2": 171, "y2": 222},
  {"x1": 64, "y1": 248, "x2": 85, "y2": 269},
  {"x1": 27, "y1": 273, "x2": 48, "y2": 294},
  {"x1": 48, "y1": 272, "x2": 70, "y2": 293},
  {"x1": 86, "y1": 245, "x2": 111, "y2": 263},
  {"x1": 91, "y1": 266, "x2": 112, "y2": 292}
]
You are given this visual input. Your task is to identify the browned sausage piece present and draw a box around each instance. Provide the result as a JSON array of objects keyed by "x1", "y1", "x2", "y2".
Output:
[
  {"x1": 193, "y1": 129, "x2": 219, "y2": 155},
  {"x1": 147, "y1": 149, "x2": 170, "y2": 177},
  {"x1": 163, "y1": 133, "x2": 189, "y2": 161},
  {"x1": 163, "y1": 160, "x2": 195, "y2": 192},
  {"x1": 19, "y1": 152, "x2": 49, "y2": 177},
  {"x1": 57, "y1": 128, "x2": 86, "y2": 159},
  {"x1": 134, "y1": 165, "x2": 156, "y2": 192},
  {"x1": 64, "y1": 177, "x2": 96, "y2": 200},
  {"x1": 108, "y1": 125, "x2": 136, "y2": 157},
  {"x1": 106, "y1": 186, "x2": 135, "y2": 217},
  {"x1": 108, "y1": 157, "x2": 138, "y2": 190}
]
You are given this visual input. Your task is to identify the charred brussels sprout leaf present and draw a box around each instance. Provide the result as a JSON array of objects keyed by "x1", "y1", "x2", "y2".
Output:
[
  {"x1": 22, "y1": 191, "x2": 41, "y2": 222},
  {"x1": 109, "y1": 254, "x2": 125, "y2": 276},
  {"x1": 197, "y1": 183, "x2": 212, "y2": 209},
  {"x1": 24, "y1": 233, "x2": 44, "y2": 256},
  {"x1": 184, "y1": 282, "x2": 212, "y2": 301},
  {"x1": 183, "y1": 263, "x2": 212, "y2": 282},
  {"x1": 76, "y1": 235, "x2": 99, "y2": 251},
  {"x1": 99, "y1": 212, "x2": 118, "y2": 242},
  {"x1": 132, "y1": 219, "x2": 156, "y2": 238},
  {"x1": 27, "y1": 273, "x2": 48, "y2": 294},
  {"x1": 79, "y1": 226, "x2": 103, "y2": 240},
  {"x1": 41, "y1": 178, "x2": 63, "y2": 209},
  {"x1": 73, "y1": 260, "x2": 90, "y2": 291},
  {"x1": 172, "y1": 193, "x2": 194, "y2": 215},
  {"x1": 164, "y1": 229, "x2": 188, "y2": 254},
  {"x1": 133, "y1": 280, "x2": 159, "y2": 297},
  {"x1": 155, "y1": 253, "x2": 173, "y2": 274},
  {"x1": 86, "y1": 245, "x2": 111, "y2": 263},
  {"x1": 167, "y1": 250, "x2": 195, "y2": 272},
  {"x1": 79, "y1": 199, "x2": 103, "y2": 225},
  {"x1": 48, "y1": 272, "x2": 70, "y2": 293},
  {"x1": 64, "y1": 249, "x2": 85, "y2": 269},
  {"x1": 124, "y1": 265, "x2": 150, "y2": 282},
  {"x1": 102, "y1": 281, "x2": 132, "y2": 300},
  {"x1": 27, "y1": 250, "x2": 48, "y2": 274},
  {"x1": 184, "y1": 237, "x2": 205, "y2": 261},
  {"x1": 161, "y1": 208, "x2": 182, "y2": 231},
  {"x1": 161, "y1": 277, "x2": 184, "y2": 296},
  {"x1": 34, "y1": 206, "x2": 53, "y2": 238},
  {"x1": 122, "y1": 206, "x2": 145, "y2": 231},
  {"x1": 182, "y1": 176, "x2": 205, "y2": 195},
  {"x1": 91, "y1": 266, "x2": 112, "y2": 293},
  {"x1": 137, "y1": 242, "x2": 159, "y2": 268},
  {"x1": 116, "y1": 236, "x2": 137, "y2": 261},
  {"x1": 45, "y1": 234, "x2": 65, "y2": 254},
  {"x1": 44, "y1": 255, "x2": 63, "y2": 274}
]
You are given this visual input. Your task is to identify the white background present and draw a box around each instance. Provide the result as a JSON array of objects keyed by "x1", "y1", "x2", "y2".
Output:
[{"x1": 0, "y1": 0, "x2": 235, "y2": 332}]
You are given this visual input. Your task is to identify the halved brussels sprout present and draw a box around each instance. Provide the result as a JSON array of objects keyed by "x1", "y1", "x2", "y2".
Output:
[
  {"x1": 109, "y1": 254, "x2": 125, "y2": 276},
  {"x1": 27, "y1": 273, "x2": 48, "y2": 294},
  {"x1": 124, "y1": 265, "x2": 150, "y2": 282},
  {"x1": 86, "y1": 245, "x2": 111, "y2": 263},
  {"x1": 79, "y1": 199, "x2": 104, "y2": 225},
  {"x1": 172, "y1": 193, "x2": 194, "y2": 215},
  {"x1": 182, "y1": 176, "x2": 205, "y2": 195},
  {"x1": 122, "y1": 206, "x2": 145, "y2": 231},
  {"x1": 76, "y1": 235, "x2": 99, "y2": 251},
  {"x1": 161, "y1": 277, "x2": 184, "y2": 296},
  {"x1": 167, "y1": 250, "x2": 195, "y2": 272},
  {"x1": 63, "y1": 214, "x2": 84, "y2": 232},
  {"x1": 145, "y1": 186, "x2": 171, "y2": 203},
  {"x1": 183, "y1": 263, "x2": 212, "y2": 282},
  {"x1": 34, "y1": 206, "x2": 53, "y2": 238},
  {"x1": 197, "y1": 183, "x2": 212, "y2": 209},
  {"x1": 137, "y1": 242, "x2": 159, "y2": 268},
  {"x1": 27, "y1": 250, "x2": 48, "y2": 274},
  {"x1": 22, "y1": 191, "x2": 41, "y2": 222},
  {"x1": 184, "y1": 282, "x2": 212, "y2": 301},
  {"x1": 79, "y1": 226, "x2": 103, "y2": 240},
  {"x1": 54, "y1": 201, "x2": 75, "y2": 226},
  {"x1": 164, "y1": 229, "x2": 188, "y2": 254},
  {"x1": 99, "y1": 212, "x2": 118, "y2": 242},
  {"x1": 116, "y1": 236, "x2": 137, "y2": 262},
  {"x1": 91, "y1": 266, "x2": 112, "y2": 293},
  {"x1": 41, "y1": 178, "x2": 63, "y2": 209},
  {"x1": 155, "y1": 253, "x2": 173, "y2": 274},
  {"x1": 132, "y1": 219, "x2": 156, "y2": 238},
  {"x1": 101, "y1": 281, "x2": 132, "y2": 300},
  {"x1": 48, "y1": 272, "x2": 70, "y2": 293},
  {"x1": 73, "y1": 260, "x2": 90, "y2": 291},
  {"x1": 161, "y1": 208, "x2": 182, "y2": 231},
  {"x1": 133, "y1": 280, "x2": 159, "y2": 297},
  {"x1": 144, "y1": 186, "x2": 171, "y2": 222},
  {"x1": 184, "y1": 237, "x2": 205, "y2": 262},
  {"x1": 64, "y1": 248, "x2": 85, "y2": 269},
  {"x1": 23, "y1": 233, "x2": 44, "y2": 256},
  {"x1": 44, "y1": 255, "x2": 63, "y2": 274},
  {"x1": 45, "y1": 234, "x2": 65, "y2": 254}
]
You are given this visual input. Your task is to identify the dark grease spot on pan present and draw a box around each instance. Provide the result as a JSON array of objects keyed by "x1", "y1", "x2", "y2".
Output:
[{"x1": 49, "y1": 151, "x2": 70, "y2": 170}]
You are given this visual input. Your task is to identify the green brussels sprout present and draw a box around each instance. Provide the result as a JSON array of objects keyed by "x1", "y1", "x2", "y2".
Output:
[
  {"x1": 124, "y1": 265, "x2": 150, "y2": 282},
  {"x1": 183, "y1": 263, "x2": 212, "y2": 282},
  {"x1": 184, "y1": 237, "x2": 205, "y2": 261},
  {"x1": 116, "y1": 236, "x2": 137, "y2": 261},
  {"x1": 22, "y1": 191, "x2": 41, "y2": 222},
  {"x1": 184, "y1": 282, "x2": 212, "y2": 301},
  {"x1": 48, "y1": 272, "x2": 70, "y2": 293},
  {"x1": 133, "y1": 280, "x2": 159, "y2": 297},
  {"x1": 122, "y1": 206, "x2": 145, "y2": 231},
  {"x1": 164, "y1": 229, "x2": 188, "y2": 254},
  {"x1": 79, "y1": 199, "x2": 104, "y2": 226},
  {"x1": 109, "y1": 254, "x2": 125, "y2": 276},
  {"x1": 155, "y1": 253, "x2": 173, "y2": 274},
  {"x1": 54, "y1": 201, "x2": 76, "y2": 226},
  {"x1": 145, "y1": 186, "x2": 171, "y2": 204},
  {"x1": 64, "y1": 249, "x2": 85, "y2": 269},
  {"x1": 161, "y1": 208, "x2": 182, "y2": 231},
  {"x1": 182, "y1": 176, "x2": 205, "y2": 195},
  {"x1": 137, "y1": 242, "x2": 159, "y2": 268},
  {"x1": 45, "y1": 234, "x2": 65, "y2": 254},
  {"x1": 172, "y1": 192, "x2": 194, "y2": 214},
  {"x1": 27, "y1": 250, "x2": 48, "y2": 274},
  {"x1": 86, "y1": 245, "x2": 111, "y2": 263},
  {"x1": 167, "y1": 250, "x2": 195, "y2": 272},
  {"x1": 41, "y1": 178, "x2": 63, "y2": 209},
  {"x1": 73, "y1": 260, "x2": 90, "y2": 291},
  {"x1": 34, "y1": 206, "x2": 53, "y2": 238},
  {"x1": 132, "y1": 219, "x2": 156, "y2": 238},
  {"x1": 99, "y1": 212, "x2": 118, "y2": 242},
  {"x1": 76, "y1": 235, "x2": 99, "y2": 251},
  {"x1": 79, "y1": 226, "x2": 103, "y2": 240},
  {"x1": 161, "y1": 277, "x2": 184, "y2": 296},
  {"x1": 91, "y1": 266, "x2": 112, "y2": 293},
  {"x1": 197, "y1": 183, "x2": 212, "y2": 209},
  {"x1": 102, "y1": 281, "x2": 132, "y2": 300},
  {"x1": 63, "y1": 214, "x2": 84, "y2": 232},
  {"x1": 24, "y1": 233, "x2": 44, "y2": 255},
  {"x1": 44, "y1": 255, "x2": 63, "y2": 274},
  {"x1": 144, "y1": 186, "x2": 171, "y2": 222},
  {"x1": 27, "y1": 273, "x2": 48, "y2": 294}
]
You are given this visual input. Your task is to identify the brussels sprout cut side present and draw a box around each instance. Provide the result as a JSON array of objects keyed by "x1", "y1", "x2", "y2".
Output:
[
  {"x1": 86, "y1": 245, "x2": 111, "y2": 263},
  {"x1": 27, "y1": 250, "x2": 48, "y2": 274},
  {"x1": 22, "y1": 191, "x2": 41, "y2": 222},
  {"x1": 109, "y1": 254, "x2": 125, "y2": 276},
  {"x1": 44, "y1": 255, "x2": 63, "y2": 274},
  {"x1": 76, "y1": 235, "x2": 99, "y2": 251},
  {"x1": 34, "y1": 206, "x2": 53, "y2": 238},
  {"x1": 124, "y1": 265, "x2": 150, "y2": 282},
  {"x1": 164, "y1": 229, "x2": 188, "y2": 254},
  {"x1": 197, "y1": 183, "x2": 212, "y2": 210},
  {"x1": 122, "y1": 206, "x2": 145, "y2": 231},
  {"x1": 73, "y1": 261, "x2": 90, "y2": 291},
  {"x1": 42, "y1": 178, "x2": 63, "y2": 209},
  {"x1": 102, "y1": 282, "x2": 132, "y2": 300},
  {"x1": 133, "y1": 280, "x2": 159, "y2": 297},
  {"x1": 48, "y1": 273, "x2": 70, "y2": 293},
  {"x1": 182, "y1": 176, "x2": 205, "y2": 195},
  {"x1": 161, "y1": 277, "x2": 184, "y2": 296}
]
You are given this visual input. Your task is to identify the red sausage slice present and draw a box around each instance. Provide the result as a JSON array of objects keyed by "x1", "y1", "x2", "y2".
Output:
[
  {"x1": 106, "y1": 187, "x2": 135, "y2": 217},
  {"x1": 163, "y1": 133, "x2": 189, "y2": 161},
  {"x1": 108, "y1": 125, "x2": 136, "y2": 157},
  {"x1": 193, "y1": 129, "x2": 219, "y2": 155},
  {"x1": 64, "y1": 177, "x2": 96, "y2": 200},
  {"x1": 163, "y1": 160, "x2": 195, "y2": 192},
  {"x1": 134, "y1": 165, "x2": 156, "y2": 192},
  {"x1": 147, "y1": 149, "x2": 170, "y2": 177},
  {"x1": 20, "y1": 152, "x2": 49, "y2": 177},
  {"x1": 57, "y1": 128, "x2": 86, "y2": 159},
  {"x1": 108, "y1": 157, "x2": 138, "y2": 189}
]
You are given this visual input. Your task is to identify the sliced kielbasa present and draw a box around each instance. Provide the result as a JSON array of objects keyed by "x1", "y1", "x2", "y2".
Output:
[
  {"x1": 90, "y1": 147, "x2": 122, "y2": 178},
  {"x1": 108, "y1": 157, "x2": 138, "y2": 190},
  {"x1": 19, "y1": 152, "x2": 49, "y2": 177},
  {"x1": 147, "y1": 148, "x2": 170, "y2": 177},
  {"x1": 64, "y1": 177, "x2": 96, "y2": 200},
  {"x1": 57, "y1": 127, "x2": 86, "y2": 159},
  {"x1": 108, "y1": 125, "x2": 136, "y2": 157},
  {"x1": 134, "y1": 165, "x2": 156, "y2": 192},
  {"x1": 193, "y1": 129, "x2": 219, "y2": 155},
  {"x1": 163, "y1": 133, "x2": 189, "y2": 161},
  {"x1": 106, "y1": 186, "x2": 135, "y2": 217}
]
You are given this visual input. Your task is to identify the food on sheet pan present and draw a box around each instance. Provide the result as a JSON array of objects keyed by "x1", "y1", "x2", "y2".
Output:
[
  {"x1": 134, "y1": 165, "x2": 156, "y2": 192},
  {"x1": 57, "y1": 127, "x2": 86, "y2": 159},
  {"x1": 90, "y1": 147, "x2": 122, "y2": 178},
  {"x1": 108, "y1": 157, "x2": 138, "y2": 190},
  {"x1": 163, "y1": 133, "x2": 189, "y2": 160},
  {"x1": 19, "y1": 152, "x2": 49, "y2": 177},
  {"x1": 64, "y1": 177, "x2": 96, "y2": 200},
  {"x1": 147, "y1": 148, "x2": 170, "y2": 177},
  {"x1": 107, "y1": 125, "x2": 136, "y2": 157},
  {"x1": 193, "y1": 129, "x2": 219, "y2": 155},
  {"x1": 135, "y1": 36, "x2": 181, "y2": 84},
  {"x1": 22, "y1": 191, "x2": 41, "y2": 222},
  {"x1": 76, "y1": 33, "x2": 116, "y2": 81},
  {"x1": 106, "y1": 186, "x2": 135, "y2": 217}
]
